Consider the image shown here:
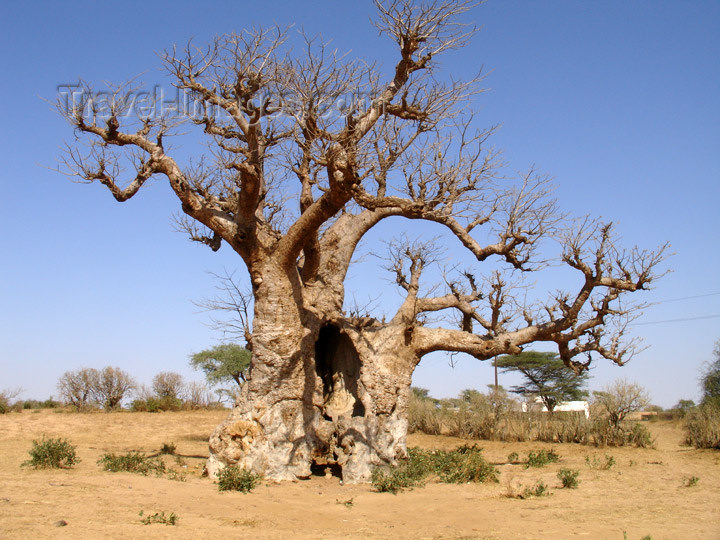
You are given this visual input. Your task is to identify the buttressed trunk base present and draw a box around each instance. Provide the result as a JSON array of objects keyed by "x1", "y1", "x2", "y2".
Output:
[{"x1": 206, "y1": 320, "x2": 416, "y2": 483}]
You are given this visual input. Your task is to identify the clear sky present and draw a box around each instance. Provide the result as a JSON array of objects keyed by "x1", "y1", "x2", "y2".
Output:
[{"x1": 1, "y1": 1, "x2": 718, "y2": 408}]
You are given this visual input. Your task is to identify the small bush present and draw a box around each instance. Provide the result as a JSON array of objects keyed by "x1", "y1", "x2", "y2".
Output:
[
  {"x1": 20, "y1": 398, "x2": 62, "y2": 410},
  {"x1": 24, "y1": 437, "x2": 79, "y2": 469},
  {"x1": 159, "y1": 442, "x2": 176, "y2": 455},
  {"x1": 585, "y1": 454, "x2": 615, "y2": 470},
  {"x1": 684, "y1": 401, "x2": 720, "y2": 449},
  {"x1": 130, "y1": 396, "x2": 183, "y2": 413},
  {"x1": 684, "y1": 475, "x2": 699, "y2": 487},
  {"x1": 526, "y1": 448, "x2": 560, "y2": 468},
  {"x1": 371, "y1": 466, "x2": 422, "y2": 494},
  {"x1": 98, "y1": 452, "x2": 166, "y2": 476},
  {"x1": 217, "y1": 465, "x2": 262, "y2": 492},
  {"x1": 507, "y1": 452, "x2": 519, "y2": 463},
  {"x1": 139, "y1": 510, "x2": 178, "y2": 525},
  {"x1": 429, "y1": 444, "x2": 499, "y2": 484},
  {"x1": 557, "y1": 468, "x2": 580, "y2": 488},
  {"x1": 521, "y1": 480, "x2": 550, "y2": 498},
  {"x1": 166, "y1": 469, "x2": 187, "y2": 482}
]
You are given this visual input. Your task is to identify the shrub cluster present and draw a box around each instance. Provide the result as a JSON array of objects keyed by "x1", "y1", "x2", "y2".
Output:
[
  {"x1": 372, "y1": 445, "x2": 498, "y2": 494},
  {"x1": 98, "y1": 452, "x2": 166, "y2": 476},
  {"x1": 23, "y1": 437, "x2": 79, "y2": 469},
  {"x1": 557, "y1": 468, "x2": 580, "y2": 488},
  {"x1": 139, "y1": 510, "x2": 178, "y2": 526},
  {"x1": 409, "y1": 387, "x2": 655, "y2": 448},
  {"x1": 525, "y1": 448, "x2": 560, "y2": 468},
  {"x1": 684, "y1": 401, "x2": 720, "y2": 449},
  {"x1": 217, "y1": 465, "x2": 262, "y2": 492}
]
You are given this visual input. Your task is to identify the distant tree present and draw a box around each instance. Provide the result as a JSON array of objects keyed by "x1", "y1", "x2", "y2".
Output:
[
  {"x1": 190, "y1": 344, "x2": 252, "y2": 388},
  {"x1": 0, "y1": 387, "x2": 23, "y2": 414},
  {"x1": 57, "y1": 368, "x2": 99, "y2": 409},
  {"x1": 93, "y1": 367, "x2": 136, "y2": 410},
  {"x1": 411, "y1": 387, "x2": 434, "y2": 401},
  {"x1": 152, "y1": 372, "x2": 185, "y2": 400},
  {"x1": 593, "y1": 379, "x2": 650, "y2": 428},
  {"x1": 700, "y1": 339, "x2": 720, "y2": 406},
  {"x1": 497, "y1": 351, "x2": 589, "y2": 414},
  {"x1": 674, "y1": 399, "x2": 696, "y2": 411},
  {"x1": 184, "y1": 381, "x2": 214, "y2": 409}
]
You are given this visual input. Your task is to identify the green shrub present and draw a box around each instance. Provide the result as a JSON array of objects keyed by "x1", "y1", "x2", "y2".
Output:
[
  {"x1": 371, "y1": 465, "x2": 423, "y2": 494},
  {"x1": 428, "y1": 444, "x2": 499, "y2": 484},
  {"x1": 521, "y1": 480, "x2": 550, "y2": 498},
  {"x1": 684, "y1": 401, "x2": 720, "y2": 449},
  {"x1": 98, "y1": 452, "x2": 166, "y2": 476},
  {"x1": 23, "y1": 437, "x2": 79, "y2": 469},
  {"x1": 372, "y1": 445, "x2": 498, "y2": 494},
  {"x1": 557, "y1": 468, "x2": 580, "y2": 488},
  {"x1": 130, "y1": 396, "x2": 183, "y2": 413},
  {"x1": 507, "y1": 452, "x2": 519, "y2": 463},
  {"x1": 139, "y1": 510, "x2": 178, "y2": 525},
  {"x1": 217, "y1": 465, "x2": 262, "y2": 492},
  {"x1": 525, "y1": 448, "x2": 560, "y2": 468}
]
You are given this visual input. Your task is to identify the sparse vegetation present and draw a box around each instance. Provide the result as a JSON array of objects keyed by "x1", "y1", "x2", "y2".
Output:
[
  {"x1": 585, "y1": 454, "x2": 616, "y2": 470},
  {"x1": 683, "y1": 342, "x2": 720, "y2": 450},
  {"x1": 159, "y1": 442, "x2": 177, "y2": 455},
  {"x1": 684, "y1": 401, "x2": 720, "y2": 449},
  {"x1": 217, "y1": 465, "x2": 262, "y2": 492},
  {"x1": 407, "y1": 387, "x2": 655, "y2": 448},
  {"x1": 372, "y1": 445, "x2": 498, "y2": 494},
  {"x1": 557, "y1": 468, "x2": 580, "y2": 488},
  {"x1": 20, "y1": 398, "x2": 62, "y2": 410},
  {"x1": 507, "y1": 452, "x2": 519, "y2": 464},
  {"x1": 506, "y1": 480, "x2": 552, "y2": 499},
  {"x1": 98, "y1": 452, "x2": 166, "y2": 476},
  {"x1": 684, "y1": 475, "x2": 699, "y2": 487},
  {"x1": 525, "y1": 448, "x2": 559, "y2": 468},
  {"x1": 0, "y1": 388, "x2": 23, "y2": 414},
  {"x1": 23, "y1": 437, "x2": 79, "y2": 469},
  {"x1": 139, "y1": 510, "x2": 178, "y2": 526},
  {"x1": 523, "y1": 480, "x2": 551, "y2": 498}
]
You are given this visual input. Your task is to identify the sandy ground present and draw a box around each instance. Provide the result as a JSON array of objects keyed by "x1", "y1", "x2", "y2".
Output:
[{"x1": 0, "y1": 409, "x2": 718, "y2": 540}]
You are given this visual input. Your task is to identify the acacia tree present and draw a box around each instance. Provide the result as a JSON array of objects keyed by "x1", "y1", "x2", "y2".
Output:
[
  {"x1": 57, "y1": 1, "x2": 667, "y2": 482},
  {"x1": 190, "y1": 343, "x2": 252, "y2": 388},
  {"x1": 497, "y1": 351, "x2": 589, "y2": 413}
]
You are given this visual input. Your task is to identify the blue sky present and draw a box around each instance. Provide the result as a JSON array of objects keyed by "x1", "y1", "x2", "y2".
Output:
[{"x1": 0, "y1": 1, "x2": 718, "y2": 407}]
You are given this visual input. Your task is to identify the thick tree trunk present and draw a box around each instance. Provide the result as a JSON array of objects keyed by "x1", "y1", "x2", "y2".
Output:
[{"x1": 205, "y1": 273, "x2": 417, "y2": 483}]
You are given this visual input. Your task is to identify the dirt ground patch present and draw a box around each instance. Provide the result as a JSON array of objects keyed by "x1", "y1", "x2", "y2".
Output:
[{"x1": 0, "y1": 410, "x2": 718, "y2": 539}]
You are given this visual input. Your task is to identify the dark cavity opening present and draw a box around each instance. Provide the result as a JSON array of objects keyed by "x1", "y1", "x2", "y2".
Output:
[
  {"x1": 314, "y1": 324, "x2": 365, "y2": 418},
  {"x1": 310, "y1": 460, "x2": 343, "y2": 478}
]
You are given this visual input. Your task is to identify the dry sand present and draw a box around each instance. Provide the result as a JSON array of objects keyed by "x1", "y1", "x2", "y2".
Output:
[{"x1": 0, "y1": 409, "x2": 718, "y2": 539}]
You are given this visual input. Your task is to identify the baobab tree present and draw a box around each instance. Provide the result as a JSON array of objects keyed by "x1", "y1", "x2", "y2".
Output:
[{"x1": 57, "y1": 0, "x2": 667, "y2": 482}]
